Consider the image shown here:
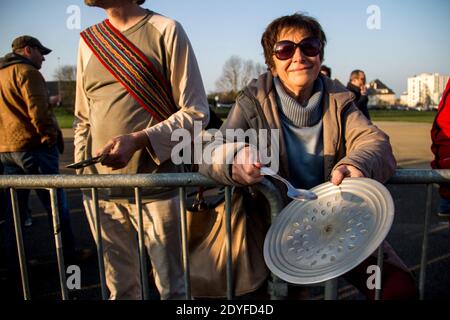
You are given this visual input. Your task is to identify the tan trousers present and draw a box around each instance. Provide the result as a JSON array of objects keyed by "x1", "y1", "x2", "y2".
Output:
[{"x1": 83, "y1": 192, "x2": 185, "y2": 300}]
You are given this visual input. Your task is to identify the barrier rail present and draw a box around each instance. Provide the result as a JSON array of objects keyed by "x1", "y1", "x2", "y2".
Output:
[
  {"x1": 0, "y1": 169, "x2": 449, "y2": 300},
  {"x1": 388, "y1": 169, "x2": 450, "y2": 300}
]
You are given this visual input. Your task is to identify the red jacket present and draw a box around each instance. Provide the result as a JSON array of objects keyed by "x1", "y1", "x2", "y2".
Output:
[{"x1": 431, "y1": 79, "x2": 450, "y2": 199}]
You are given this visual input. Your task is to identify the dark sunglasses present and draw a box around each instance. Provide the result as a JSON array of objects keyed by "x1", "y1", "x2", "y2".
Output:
[{"x1": 273, "y1": 37, "x2": 322, "y2": 60}]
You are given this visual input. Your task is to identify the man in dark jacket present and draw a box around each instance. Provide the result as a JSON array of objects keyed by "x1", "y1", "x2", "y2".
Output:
[
  {"x1": 0, "y1": 36, "x2": 78, "y2": 298},
  {"x1": 347, "y1": 70, "x2": 371, "y2": 120}
]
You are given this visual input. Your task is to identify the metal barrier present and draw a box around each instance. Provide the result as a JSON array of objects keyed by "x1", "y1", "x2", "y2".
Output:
[
  {"x1": 388, "y1": 169, "x2": 450, "y2": 300},
  {"x1": 0, "y1": 169, "x2": 449, "y2": 300}
]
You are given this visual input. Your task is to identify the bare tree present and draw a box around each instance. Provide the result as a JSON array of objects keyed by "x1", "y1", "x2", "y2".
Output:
[
  {"x1": 215, "y1": 55, "x2": 242, "y2": 94},
  {"x1": 54, "y1": 65, "x2": 76, "y2": 82},
  {"x1": 253, "y1": 62, "x2": 267, "y2": 77},
  {"x1": 215, "y1": 56, "x2": 267, "y2": 97},
  {"x1": 240, "y1": 60, "x2": 256, "y2": 90},
  {"x1": 53, "y1": 65, "x2": 76, "y2": 111}
]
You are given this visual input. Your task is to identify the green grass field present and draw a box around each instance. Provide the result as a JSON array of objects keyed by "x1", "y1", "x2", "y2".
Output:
[
  {"x1": 54, "y1": 108, "x2": 75, "y2": 129},
  {"x1": 55, "y1": 108, "x2": 437, "y2": 128},
  {"x1": 369, "y1": 110, "x2": 436, "y2": 123}
]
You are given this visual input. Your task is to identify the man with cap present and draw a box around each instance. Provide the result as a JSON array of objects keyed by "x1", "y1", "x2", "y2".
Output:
[
  {"x1": 0, "y1": 35, "x2": 78, "y2": 297},
  {"x1": 2, "y1": 36, "x2": 53, "y2": 227}
]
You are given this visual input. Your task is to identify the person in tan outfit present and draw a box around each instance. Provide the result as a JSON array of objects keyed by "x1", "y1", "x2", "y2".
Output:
[
  {"x1": 199, "y1": 13, "x2": 418, "y2": 300},
  {"x1": 75, "y1": 0, "x2": 209, "y2": 299}
]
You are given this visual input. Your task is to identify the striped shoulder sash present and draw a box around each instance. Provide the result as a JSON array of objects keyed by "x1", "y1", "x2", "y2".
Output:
[{"x1": 80, "y1": 19, "x2": 178, "y2": 122}]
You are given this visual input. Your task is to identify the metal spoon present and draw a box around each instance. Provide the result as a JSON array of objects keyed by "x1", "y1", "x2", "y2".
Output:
[{"x1": 260, "y1": 166, "x2": 318, "y2": 201}]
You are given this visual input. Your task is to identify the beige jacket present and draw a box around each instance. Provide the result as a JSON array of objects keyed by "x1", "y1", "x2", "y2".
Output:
[
  {"x1": 199, "y1": 72, "x2": 396, "y2": 188},
  {"x1": 0, "y1": 54, "x2": 57, "y2": 152},
  {"x1": 197, "y1": 73, "x2": 407, "y2": 294},
  {"x1": 74, "y1": 11, "x2": 209, "y2": 198}
]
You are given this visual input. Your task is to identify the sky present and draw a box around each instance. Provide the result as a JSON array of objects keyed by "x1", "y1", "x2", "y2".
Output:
[{"x1": 1, "y1": 0, "x2": 449, "y2": 97}]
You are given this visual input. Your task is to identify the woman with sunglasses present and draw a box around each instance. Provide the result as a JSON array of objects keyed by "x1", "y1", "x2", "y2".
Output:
[{"x1": 200, "y1": 13, "x2": 417, "y2": 299}]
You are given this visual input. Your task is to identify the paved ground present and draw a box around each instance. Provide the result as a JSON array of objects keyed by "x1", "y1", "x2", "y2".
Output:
[
  {"x1": 376, "y1": 121, "x2": 434, "y2": 169},
  {"x1": 1, "y1": 122, "x2": 449, "y2": 300}
]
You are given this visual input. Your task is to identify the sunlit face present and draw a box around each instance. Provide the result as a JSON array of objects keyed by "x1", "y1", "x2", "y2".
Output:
[
  {"x1": 270, "y1": 28, "x2": 321, "y2": 98},
  {"x1": 355, "y1": 72, "x2": 366, "y2": 87}
]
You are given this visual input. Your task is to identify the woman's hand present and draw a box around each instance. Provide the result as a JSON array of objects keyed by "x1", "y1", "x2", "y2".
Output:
[
  {"x1": 96, "y1": 131, "x2": 149, "y2": 170},
  {"x1": 331, "y1": 164, "x2": 364, "y2": 185},
  {"x1": 231, "y1": 146, "x2": 264, "y2": 185}
]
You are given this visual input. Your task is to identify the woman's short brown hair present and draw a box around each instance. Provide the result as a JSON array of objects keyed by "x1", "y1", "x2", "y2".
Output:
[{"x1": 261, "y1": 13, "x2": 327, "y2": 69}]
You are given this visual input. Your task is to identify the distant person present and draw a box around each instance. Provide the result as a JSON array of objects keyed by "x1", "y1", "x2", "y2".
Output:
[
  {"x1": 75, "y1": 0, "x2": 209, "y2": 299},
  {"x1": 431, "y1": 79, "x2": 450, "y2": 218},
  {"x1": 0, "y1": 35, "x2": 80, "y2": 296},
  {"x1": 320, "y1": 64, "x2": 331, "y2": 78},
  {"x1": 347, "y1": 69, "x2": 371, "y2": 120}
]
